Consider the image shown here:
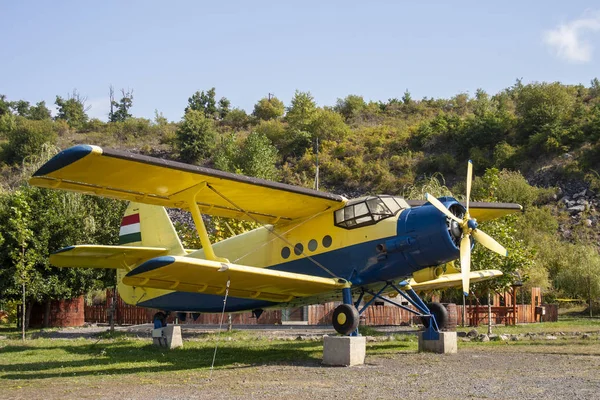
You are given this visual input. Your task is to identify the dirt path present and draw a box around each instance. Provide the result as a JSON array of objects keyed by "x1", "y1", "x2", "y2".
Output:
[{"x1": 4, "y1": 344, "x2": 600, "y2": 400}]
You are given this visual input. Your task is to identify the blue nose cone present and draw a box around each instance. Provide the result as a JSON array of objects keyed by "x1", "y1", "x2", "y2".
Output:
[
  {"x1": 467, "y1": 219, "x2": 478, "y2": 230},
  {"x1": 396, "y1": 202, "x2": 461, "y2": 271}
]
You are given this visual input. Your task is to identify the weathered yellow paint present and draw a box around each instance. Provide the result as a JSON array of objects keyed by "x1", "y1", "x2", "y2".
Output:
[
  {"x1": 123, "y1": 256, "x2": 350, "y2": 302},
  {"x1": 29, "y1": 145, "x2": 346, "y2": 224}
]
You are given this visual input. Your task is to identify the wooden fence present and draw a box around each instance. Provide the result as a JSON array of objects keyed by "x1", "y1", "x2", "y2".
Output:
[{"x1": 85, "y1": 301, "x2": 557, "y2": 326}]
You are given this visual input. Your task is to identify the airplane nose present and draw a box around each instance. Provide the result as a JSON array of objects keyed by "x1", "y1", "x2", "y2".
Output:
[{"x1": 395, "y1": 202, "x2": 462, "y2": 269}]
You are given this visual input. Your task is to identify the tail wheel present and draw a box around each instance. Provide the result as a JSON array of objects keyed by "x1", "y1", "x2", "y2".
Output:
[
  {"x1": 332, "y1": 304, "x2": 359, "y2": 335},
  {"x1": 421, "y1": 302, "x2": 448, "y2": 330}
]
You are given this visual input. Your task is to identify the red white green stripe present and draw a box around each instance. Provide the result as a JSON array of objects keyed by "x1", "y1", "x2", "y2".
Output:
[{"x1": 119, "y1": 213, "x2": 141, "y2": 244}]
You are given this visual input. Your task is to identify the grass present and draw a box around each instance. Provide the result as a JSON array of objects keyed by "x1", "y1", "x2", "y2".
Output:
[
  {"x1": 1, "y1": 317, "x2": 598, "y2": 386},
  {"x1": 456, "y1": 317, "x2": 600, "y2": 335},
  {"x1": 0, "y1": 335, "x2": 416, "y2": 382}
]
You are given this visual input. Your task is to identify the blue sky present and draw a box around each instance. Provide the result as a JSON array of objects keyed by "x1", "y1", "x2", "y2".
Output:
[{"x1": 1, "y1": 1, "x2": 599, "y2": 121}]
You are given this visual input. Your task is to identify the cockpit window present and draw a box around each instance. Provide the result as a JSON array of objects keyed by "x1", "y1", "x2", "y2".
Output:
[{"x1": 334, "y1": 195, "x2": 405, "y2": 229}]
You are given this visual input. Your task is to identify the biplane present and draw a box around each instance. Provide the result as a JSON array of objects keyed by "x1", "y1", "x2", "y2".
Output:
[{"x1": 30, "y1": 145, "x2": 521, "y2": 336}]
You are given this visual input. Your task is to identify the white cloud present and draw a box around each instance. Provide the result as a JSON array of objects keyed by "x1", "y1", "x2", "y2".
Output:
[{"x1": 543, "y1": 11, "x2": 600, "y2": 63}]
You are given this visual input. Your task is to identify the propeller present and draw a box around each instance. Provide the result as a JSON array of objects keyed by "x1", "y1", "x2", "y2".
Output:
[{"x1": 425, "y1": 160, "x2": 507, "y2": 296}]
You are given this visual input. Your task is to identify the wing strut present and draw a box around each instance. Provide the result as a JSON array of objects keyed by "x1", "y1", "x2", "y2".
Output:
[
  {"x1": 172, "y1": 182, "x2": 228, "y2": 263},
  {"x1": 206, "y1": 183, "x2": 340, "y2": 279}
]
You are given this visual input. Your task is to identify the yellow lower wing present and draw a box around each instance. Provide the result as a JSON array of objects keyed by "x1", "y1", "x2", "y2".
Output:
[
  {"x1": 50, "y1": 245, "x2": 169, "y2": 269},
  {"x1": 407, "y1": 270, "x2": 502, "y2": 292},
  {"x1": 122, "y1": 256, "x2": 350, "y2": 302}
]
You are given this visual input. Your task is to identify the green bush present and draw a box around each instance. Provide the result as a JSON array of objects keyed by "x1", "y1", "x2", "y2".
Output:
[
  {"x1": 175, "y1": 110, "x2": 217, "y2": 163},
  {"x1": 2, "y1": 118, "x2": 57, "y2": 164}
]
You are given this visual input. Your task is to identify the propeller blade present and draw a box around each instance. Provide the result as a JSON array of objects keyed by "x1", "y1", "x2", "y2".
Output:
[
  {"x1": 466, "y1": 160, "x2": 473, "y2": 214},
  {"x1": 460, "y1": 234, "x2": 471, "y2": 296},
  {"x1": 472, "y1": 229, "x2": 508, "y2": 257},
  {"x1": 425, "y1": 193, "x2": 462, "y2": 224}
]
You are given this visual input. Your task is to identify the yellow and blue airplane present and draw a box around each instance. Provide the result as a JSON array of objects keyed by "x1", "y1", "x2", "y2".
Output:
[{"x1": 30, "y1": 145, "x2": 521, "y2": 336}]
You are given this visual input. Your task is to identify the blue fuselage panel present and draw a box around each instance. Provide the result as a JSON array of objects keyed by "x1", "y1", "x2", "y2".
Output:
[{"x1": 139, "y1": 201, "x2": 462, "y2": 313}]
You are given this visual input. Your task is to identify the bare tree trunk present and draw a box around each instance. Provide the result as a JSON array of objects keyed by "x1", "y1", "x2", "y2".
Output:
[
  {"x1": 487, "y1": 289, "x2": 492, "y2": 335},
  {"x1": 21, "y1": 281, "x2": 25, "y2": 341},
  {"x1": 110, "y1": 285, "x2": 116, "y2": 334},
  {"x1": 589, "y1": 276, "x2": 593, "y2": 318}
]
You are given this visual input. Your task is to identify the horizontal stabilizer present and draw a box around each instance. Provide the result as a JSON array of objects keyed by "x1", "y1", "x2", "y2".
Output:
[
  {"x1": 50, "y1": 245, "x2": 169, "y2": 269},
  {"x1": 407, "y1": 269, "x2": 502, "y2": 292},
  {"x1": 122, "y1": 256, "x2": 350, "y2": 302}
]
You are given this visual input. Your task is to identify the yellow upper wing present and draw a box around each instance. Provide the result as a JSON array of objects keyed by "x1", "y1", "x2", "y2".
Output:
[
  {"x1": 406, "y1": 200, "x2": 522, "y2": 221},
  {"x1": 122, "y1": 256, "x2": 350, "y2": 302},
  {"x1": 30, "y1": 145, "x2": 346, "y2": 225}
]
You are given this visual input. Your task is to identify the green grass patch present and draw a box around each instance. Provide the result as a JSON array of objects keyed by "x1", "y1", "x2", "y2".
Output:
[
  {"x1": 0, "y1": 335, "x2": 416, "y2": 382},
  {"x1": 456, "y1": 317, "x2": 600, "y2": 335}
]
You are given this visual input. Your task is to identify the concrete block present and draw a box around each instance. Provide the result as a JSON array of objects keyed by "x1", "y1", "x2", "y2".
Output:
[
  {"x1": 418, "y1": 331, "x2": 457, "y2": 354},
  {"x1": 322, "y1": 335, "x2": 366, "y2": 366},
  {"x1": 152, "y1": 325, "x2": 183, "y2": 349}
]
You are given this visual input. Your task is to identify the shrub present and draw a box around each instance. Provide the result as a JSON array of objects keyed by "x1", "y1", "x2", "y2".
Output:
[{"x1": 2, "y1": 118, "x2": 57, "y2": 164}]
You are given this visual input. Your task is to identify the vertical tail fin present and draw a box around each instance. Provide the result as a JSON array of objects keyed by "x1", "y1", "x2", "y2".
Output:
[
  {"x1": 119, "y1": 202, "x2": 185, "y2": 255},
  {"x1": 117, "y1": 202, "x2": 185, "y2": 306}
]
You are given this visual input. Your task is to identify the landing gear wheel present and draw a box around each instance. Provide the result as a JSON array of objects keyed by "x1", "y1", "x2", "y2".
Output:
[
  {"x1": 153, "y1": 312, "x2": 167, "y2": 328},
  {"x1": 332, "y1": 304, "x2": 359, "y2": 335},
  {"x1": 421, "y1": 302, "x2": 448, "y2": 330}
]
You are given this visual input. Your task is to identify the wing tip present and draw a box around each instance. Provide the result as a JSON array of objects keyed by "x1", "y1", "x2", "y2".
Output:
[
  {"x1": 127, "y1": 255, "x2": 176, "y2": 277},
  {"x1": 52, "y1": 245, "x2": 76, "y2": 254},
  {"x1": 33, "y1": 144, "x2": 101, "y2": 177}
]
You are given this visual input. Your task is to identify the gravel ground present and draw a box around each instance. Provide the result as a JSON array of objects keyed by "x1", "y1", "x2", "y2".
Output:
[
  {"x1": 5, "y1": 325, "x2": 600, "y2": 400},
  {"x1": 4, "y1": 345, "x2": 600, "y2": 400}
]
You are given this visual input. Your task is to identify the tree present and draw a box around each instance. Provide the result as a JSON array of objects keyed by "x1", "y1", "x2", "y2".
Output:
[
  {"x1": 0, "y1": 186, "x2": 126, "y2": 327},
  {"x1": 213, "y1": 131, "x2": 279, "y2": 181},
  {"x1": 4, "y1": 191, "x2": 35, "y2": 339},
  {"x1": 310, "y1": 109, "x2": 350, "y2": 142},
  {"x1": 11, "y1": 100, "x2": 31, "y2": 117},
  {"x1": 253, "y1": 96, "x2": 285, "y2": 120},
  {"x1": 555, "y1": 245, "x2": 600, "y2": 317},
  {"x1": 218, "y1": 97, "x2": 231, "y2": 119},
  {"x1": 28, "y1": 101, "x2": 52, "y2": 120},
  {"x1": 0, "y1": 94, "x2": 11, "y2": 116},
  {"x1": 186, "y1": 88, "x2": 219, "y2": 118},
  {"x1": 55, "y1": 90, "x2": 89, "y2": 128},
  {"x1": 109, "y1": 86, "x2": 134, "y2": 122},
  {"x1": 334, "y1": 95, "x2": 365, "y2": 120},
  {"x1": 175, "y1": 110, "x2": 217, "y2": 163},
  {"x1": 286, "y1": 90, "x2": 317, "y2": 130},
  {"x1": 2, "y1": 118, "x2": 57, "y2": 164},
  {"x1": 237, "y1": 132, "x2": 279, "y2": 180},
  {"x1": 222, "y1": 108, "x2": 250, "y2": 129},
  {"x1": 402, "y1": 90, "x2": 412, "y2": 105}
]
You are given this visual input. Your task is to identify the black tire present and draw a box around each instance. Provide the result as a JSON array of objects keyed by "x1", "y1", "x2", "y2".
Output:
[
  {"x1": 332, "y1": 304, "x2": 359, "y2": 335},
  {"x1": 153, "y1": 312, "x2": 167, "y2": 328},
  {"x1": 421, "y1": 302, "x2": 449, "y2": 330}
]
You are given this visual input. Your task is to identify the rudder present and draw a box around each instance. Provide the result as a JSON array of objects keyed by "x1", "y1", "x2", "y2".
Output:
[{"x1": 119, "y1": 202, "x2": 185, "y2": 255}]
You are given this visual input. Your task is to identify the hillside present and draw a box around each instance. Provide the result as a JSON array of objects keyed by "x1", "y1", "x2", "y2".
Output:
[{"x1": 1, "y1": 81, "x2": 600, "y2": 312}]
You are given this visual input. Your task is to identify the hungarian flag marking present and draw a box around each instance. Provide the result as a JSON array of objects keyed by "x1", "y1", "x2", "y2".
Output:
[{"x1": 119, "y1": 213, "x2": 141, "y2": 244}]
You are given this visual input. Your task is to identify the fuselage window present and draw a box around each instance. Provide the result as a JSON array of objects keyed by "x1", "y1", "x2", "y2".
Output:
[{"x1": 334, "y1": 195, "x2": 404, "y2": 230}]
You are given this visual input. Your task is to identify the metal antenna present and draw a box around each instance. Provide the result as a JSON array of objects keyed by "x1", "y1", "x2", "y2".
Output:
[
  {"x1": 314, "y1": 137, "x2": 319, "y2": 191},
  {"x1": 209, "y1": 278, "x2": 231, "y2": 379}
]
